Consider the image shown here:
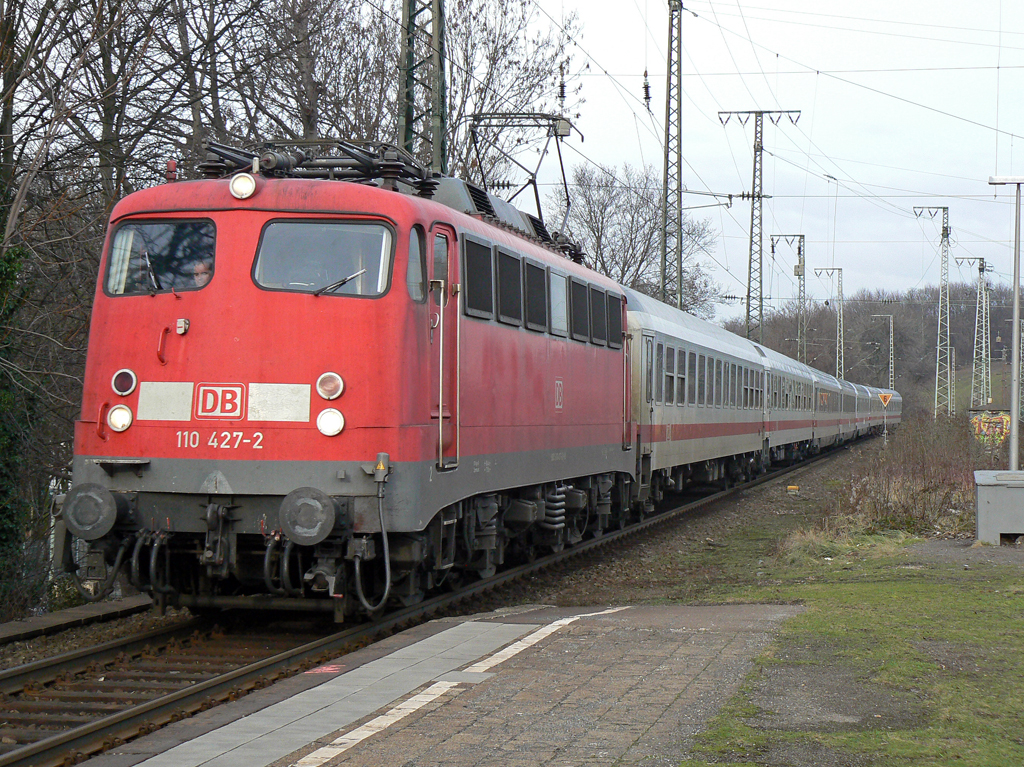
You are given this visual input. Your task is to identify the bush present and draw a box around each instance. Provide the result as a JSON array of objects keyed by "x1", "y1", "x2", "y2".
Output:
[{"x1": 783, "y1": 417, "x2": 990, "y2": 561}]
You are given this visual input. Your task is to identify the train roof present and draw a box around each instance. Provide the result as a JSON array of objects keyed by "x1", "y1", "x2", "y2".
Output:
[{"x1": 621, "y1": 287, "x2": 763, "y2": 365}]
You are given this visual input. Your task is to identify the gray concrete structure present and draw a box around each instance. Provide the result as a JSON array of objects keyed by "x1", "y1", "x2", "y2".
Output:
[{"x1": 975, "y1": 471, "x2": 1024, "y2": 544}]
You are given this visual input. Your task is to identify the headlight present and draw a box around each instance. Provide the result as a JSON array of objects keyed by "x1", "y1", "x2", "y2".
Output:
[
  {"x1": 316, "y1": 408, "x2": 345, "y2": 436},
  {"x1": 107, "y1": 404, "x2": 133, "y2": 432},
  {"x1": 229, "y1": 172, "x2": 257, "y2": 200},
  {"x1": 111, "y1": 369, "x2": 137, "y2": 396},
  {"x1": 316, "y1": 372, "x2": 344, "y2": 400}
]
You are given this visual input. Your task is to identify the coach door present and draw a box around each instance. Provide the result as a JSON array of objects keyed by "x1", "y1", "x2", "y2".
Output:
[
  {"x1": 429, "y1": 226, "x2": 460, "y2": 470},
  {"x1": 641, "y1": 332, "x2": 655, "y2": 455}
]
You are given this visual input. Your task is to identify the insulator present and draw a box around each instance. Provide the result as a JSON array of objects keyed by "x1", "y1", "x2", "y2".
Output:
[{"x1": 643, "y1": 69, "x2": 651, "y2": 111}]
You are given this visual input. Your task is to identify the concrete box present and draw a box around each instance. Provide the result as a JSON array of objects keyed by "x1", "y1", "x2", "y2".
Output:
[{"x1": 974, "y1": 471, "x2": 1024, "y2": 545}]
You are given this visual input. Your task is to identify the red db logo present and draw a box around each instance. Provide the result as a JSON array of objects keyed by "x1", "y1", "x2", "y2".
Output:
[{"x1": 195, "y1": 384, "x2": 246, "y2": 419}]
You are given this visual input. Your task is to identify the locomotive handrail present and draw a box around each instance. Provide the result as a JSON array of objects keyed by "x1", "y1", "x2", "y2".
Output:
[
  {"x1": 156, "y1": 325, "x2": 170, "y2": 365},
  {"x1": 454, "y1": 282, "x2": 462, "y2": 468},
  {"x1": 95, "y1": 402, "x2": 109, "y2": 441},
  {"x1": 430, "y1": 278, "x2": 447, "y2": 470}
]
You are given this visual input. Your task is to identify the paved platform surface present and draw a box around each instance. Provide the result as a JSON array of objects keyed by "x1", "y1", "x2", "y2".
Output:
[
  {"x1": 88, "y1": 603, "x2": 802, "y2": 767},
  {"x1": 0, "y1": 595, "x2": 152, "y2": 646}
]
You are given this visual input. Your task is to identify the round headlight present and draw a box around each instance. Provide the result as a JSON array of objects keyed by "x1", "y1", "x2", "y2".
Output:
[
  {"x1": 316, "y1": 372, "x2": 344, "y2": 400},
  {"x1": 229, "y1": 172, "x2": 257, "y2": 200},
  {"x1": 316, "y1": 408, "x2": 345, "y2": 436},
  {"x1": 111, "y1": 369, "x2": 137, "y2": 396},
  {"x1": 107, "y1": 404, "x2": 133, "y2": 432}
]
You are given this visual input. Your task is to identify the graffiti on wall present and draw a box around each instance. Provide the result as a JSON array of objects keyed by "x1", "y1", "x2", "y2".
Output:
[{"x1": 971, "y1": 411, "x2": 1011, "y2": 447}]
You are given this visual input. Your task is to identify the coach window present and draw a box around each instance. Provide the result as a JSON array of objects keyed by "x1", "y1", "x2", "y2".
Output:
[
  {"x1": 590, "y1": 287, "x2": 607, "y2": 345},
  {"x1": 715, "y1": 360, "x2": 723, "y2": 407},
  {"x1": 463, "y1": 237, "x2": 493, "y2": 319},
  {"x1": 677, "y1": 349, "x2": 686, "y2": 405},
  {"x1": 743, "y1": 368, "x2": 750, "y2": 409},
  {"x1": 655, "y1": 343, "x2": 664, "y2": 403},
  {"x1": 665, "y1": 347, "x2": 675, "y2": 404},
  {"x1": 697, "y1": 354, "x2": 706, "y2": 405},
  {"x1": 107, "y1": 220, "x2": 216, "y2": 295},
  {"x1": 524, "y1": 261, "x2": 547, "y2": 331},
  {"x1": 496, "y1": 250, "x2": 523, "y2": 326},
  {"x1": 406, "y1": 226, "x2": 427, "y2": 302},
  {"x1": 570, "y1": 278, "x2": 590, "y2": 342},
  {"x1": 607, "y1": 294, "x2": 623, "y2": 349},
  {"x1": 730, "y1": 364, "x2": 737, "y2": 407},
  {"x1": 550, "y1": 272, "x2": 568, "y2": 336},
  {"x1": 688, "y1": 352, "x2": 697, "y2": 405}
]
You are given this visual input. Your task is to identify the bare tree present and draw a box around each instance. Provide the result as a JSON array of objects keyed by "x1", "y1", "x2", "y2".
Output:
[
  {"x1": 445, "y1": 0, "x2": 580, "y2": 184},
  {"x1": 547, "y1": 162, "x2": 720, "y2": 319}
]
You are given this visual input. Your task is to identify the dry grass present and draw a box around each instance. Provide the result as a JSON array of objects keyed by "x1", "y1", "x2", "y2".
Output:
[{"x1": 783, "y1": 417, "x2": 995, "y2": 561}]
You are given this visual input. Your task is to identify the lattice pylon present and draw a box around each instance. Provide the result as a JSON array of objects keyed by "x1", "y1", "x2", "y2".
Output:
[
  {"x1": 659, "y1": 1, "x2": 684, "y2": 308},
  {"x1": 962, "y1": 258, "x2": 992, "y2": 409},
  {"x1": 916, "y1": 207, "x2": 953, "y2": 417},
  {"x1": 397, "y1": 0, "x2": 448, "y2": 174}
]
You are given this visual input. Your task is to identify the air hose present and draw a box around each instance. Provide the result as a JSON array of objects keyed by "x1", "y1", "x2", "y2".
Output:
[{"x1": 353, "y1": 453, "x2": 392, "y2": 613}]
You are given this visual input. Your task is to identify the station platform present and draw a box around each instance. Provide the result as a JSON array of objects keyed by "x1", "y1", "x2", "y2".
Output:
[
  {"x1": 0, "y1": 595, "x2": 152, "y2": 646},
  {"x1": 89, "y1": 602, "x2": 802, "y2": 767}
]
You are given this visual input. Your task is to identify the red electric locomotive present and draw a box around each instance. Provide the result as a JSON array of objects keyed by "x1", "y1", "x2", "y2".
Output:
[
  {"x1": 57, "y1": 142, "x2": 635, "y2": 620},
  {"x1": 57, "y1": 140, "x2": 899, "y2": 620}
]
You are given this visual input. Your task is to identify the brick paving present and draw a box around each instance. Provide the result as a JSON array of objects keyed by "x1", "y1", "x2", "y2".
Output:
[{"x1": 282, "y1": 604, "x2": 802, "y2": 767}]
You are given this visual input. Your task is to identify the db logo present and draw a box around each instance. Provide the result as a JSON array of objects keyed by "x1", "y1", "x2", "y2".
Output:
[{"x1": 195, "y1": 384, "x2": 246, "y2": 419}]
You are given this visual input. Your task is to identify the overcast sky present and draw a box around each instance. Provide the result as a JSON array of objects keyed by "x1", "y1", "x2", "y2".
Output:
[{"x1": 528, "y1": 0, "x2": 1024, "y2": 322}]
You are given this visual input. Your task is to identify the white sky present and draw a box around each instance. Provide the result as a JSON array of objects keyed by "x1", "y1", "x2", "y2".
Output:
[{"x1": 527, "y1": 0, "x2": 1024, "y2": 322}]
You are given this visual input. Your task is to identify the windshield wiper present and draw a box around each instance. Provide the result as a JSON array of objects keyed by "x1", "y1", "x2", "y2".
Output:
[
  {"x1": 143, "y1": 250, "x2": 162, "y2": 292},
  {"x1": 314, "y1": 268, "x2": 367, "y2": 296}
]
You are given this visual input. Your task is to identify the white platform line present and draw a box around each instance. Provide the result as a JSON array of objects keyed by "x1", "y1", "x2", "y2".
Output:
[
  {"x1": 464, "y1": 606, "x2": 628, "y2": 673},
  {"x1": 292, "y1": 681, "x2": 458, "y2": 767}
]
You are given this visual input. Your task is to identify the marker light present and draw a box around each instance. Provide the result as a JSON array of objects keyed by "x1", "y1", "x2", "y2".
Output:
[
  {"x1": 316, "y1": 372, "x2": 344, "y2": 400},
  {"x1": 229, "y1": 172, "x2": 257, "y2": 200},
  {"x1": 107, "y1": 405, "x2": 133, "y2": 432},
  {"x1": 316, "y1": 409, "x2": 345, "y2": 436},
  {"x1": 111, "y1": 369, "x2": 137, "y2": 396}
]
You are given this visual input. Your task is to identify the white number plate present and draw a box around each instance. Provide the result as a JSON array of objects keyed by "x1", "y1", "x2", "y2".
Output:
[{"x1": 174, "y1": 431, "x2": 264, "y2": 449}]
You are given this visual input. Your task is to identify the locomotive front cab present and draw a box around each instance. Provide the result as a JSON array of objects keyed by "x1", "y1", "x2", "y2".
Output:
[{"x1": 57, "y1": 176, "x2": 451, "y2": 620}]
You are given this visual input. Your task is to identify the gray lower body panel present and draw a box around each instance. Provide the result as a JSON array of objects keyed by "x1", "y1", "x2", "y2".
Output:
[{"x1": 72, "y1": 443, "x2": 635, "y2": 536}]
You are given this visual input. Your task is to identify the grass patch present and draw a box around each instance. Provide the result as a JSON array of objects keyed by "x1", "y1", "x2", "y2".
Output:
[{"x1": 676, "y1": 422, "x2": 1024, "y2": 766}]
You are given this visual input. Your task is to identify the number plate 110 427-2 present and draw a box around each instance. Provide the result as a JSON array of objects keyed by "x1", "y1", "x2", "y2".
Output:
[{"x1": 175, "y1": 431, "x2": 264, "y2": 449}]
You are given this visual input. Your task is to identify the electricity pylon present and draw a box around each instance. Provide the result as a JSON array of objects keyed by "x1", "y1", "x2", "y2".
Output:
[
  {"x1": 719, "y1": 110, "x2": 800, "y2": 342},
  {"x1": 872, "y1": 314, "x2": 895, "y2": 390},
  {"x1": 659, "y1": 2, "x2": 684, "y2": 308},
  {"x1": 772, "y1": 235, "x2": 806, "y2": 363},
  {"x1": 957, "y1": 257, "x2": 992, "y2": 408},
  {"x1": 916, "y1": 206, "x2": 953, "y2": 417},
  {"x1": 816, "y1": 267, "x2": 844, "y2": 379},
  {"x1": 397, "y1": 0, "x2": 447, "y2": 174}
]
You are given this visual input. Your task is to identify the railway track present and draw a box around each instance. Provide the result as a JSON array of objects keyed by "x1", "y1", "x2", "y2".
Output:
[{"x1": 0, "y1": 446, "x2": 844, "y2": 767}]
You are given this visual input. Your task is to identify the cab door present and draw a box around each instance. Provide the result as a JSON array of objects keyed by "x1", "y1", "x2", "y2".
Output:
[{"x1": 429, "y1": 226, "x2": 459, "y2": 470}]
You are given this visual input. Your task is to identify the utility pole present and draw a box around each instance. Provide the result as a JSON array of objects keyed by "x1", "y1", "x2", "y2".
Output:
[
  {"x1": 957, "y1": 257, "x2": 992, "y2": 408},
  {"x1": 659, "y1": 2, "x2": 684, "y2": 308},
  {"x1": 915, "y1": 206, "x2": 952, "y2": 417},
  {"x1": 816, "y1": 267, "x2": 844, "y2": 379},
  {"x1": 872, "y1": 314, "x2": 895, "y2": 390},
  {"x1": 772, "y1": 235, "x2": 807, "y2": 363},
  {"x1": 397, "y1": 0, "x2": 447, "y2": 174},
  {"x1": 719, "y1": 110, "x2": 800, "y2": 342}
]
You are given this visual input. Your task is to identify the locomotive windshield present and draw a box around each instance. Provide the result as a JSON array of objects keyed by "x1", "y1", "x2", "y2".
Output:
[
  {"x1": 105, "y1": 220, "x2": 216, "y2": 295},
  {"x1": 253, "y1": 221, "x2": 392, "y2": 297}
]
